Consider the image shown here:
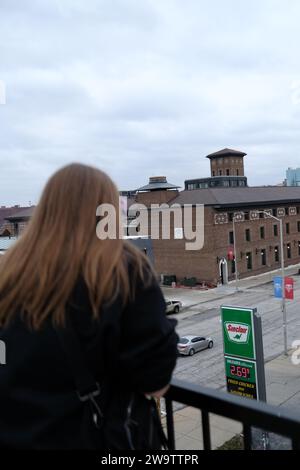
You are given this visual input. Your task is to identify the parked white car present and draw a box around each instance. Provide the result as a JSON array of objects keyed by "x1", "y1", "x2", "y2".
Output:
[{"x1": 165, "y1": 299, "x2": 182, "y2": 314}]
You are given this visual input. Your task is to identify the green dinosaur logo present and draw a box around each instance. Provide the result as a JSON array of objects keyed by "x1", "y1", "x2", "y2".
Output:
[{"x1": 234, "y1": 333, "x2": 242, "y2": 340}]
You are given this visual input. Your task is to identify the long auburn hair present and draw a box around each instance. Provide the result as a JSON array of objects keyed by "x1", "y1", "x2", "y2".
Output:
[{"x1": 0, "y1": 163, "x2": 151, "y2": 329}]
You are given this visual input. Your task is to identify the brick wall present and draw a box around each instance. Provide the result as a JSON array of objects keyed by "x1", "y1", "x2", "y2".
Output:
[
  {"x1": 135, "y1": 190, "x2": 178, "y2": 206},
  {"x1": 149, "y1": 204, "x2": 300, "y2": 284},
  {"x1": 210, "y1": 156, "x2": 244, "y2": 177}
]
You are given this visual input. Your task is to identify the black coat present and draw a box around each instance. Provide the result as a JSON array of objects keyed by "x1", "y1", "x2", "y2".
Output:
[{"x1": 0, "y1": 273, "x2": 178, "y2": 449}]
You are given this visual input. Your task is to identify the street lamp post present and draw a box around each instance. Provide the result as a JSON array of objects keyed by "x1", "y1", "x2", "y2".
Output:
[
  {"x1": 279, "y1": 217, "x2": 288, "y2": 356},
  {"x1": 258, "y1": 211, "x2": 287, "y2": 356}
]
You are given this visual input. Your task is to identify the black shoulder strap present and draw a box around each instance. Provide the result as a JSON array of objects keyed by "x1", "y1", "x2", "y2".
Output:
[
  {"x1": 56, "y1": 294, "x2": 123, "y2": 401},
  {"x1": 56, "y1": 319, "x2": 100, "y2": 401}
]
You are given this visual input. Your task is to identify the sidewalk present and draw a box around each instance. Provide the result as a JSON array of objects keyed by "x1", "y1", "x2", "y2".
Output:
[
  {"x1": 162, "y1": 263, "x2": 300, "y2": 320},
  {"x1": 166, "y1": 352, "x2": 300, "y2": 450}
]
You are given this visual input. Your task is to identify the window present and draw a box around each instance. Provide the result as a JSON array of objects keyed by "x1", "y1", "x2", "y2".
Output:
[
  {"x1": 261, "y1": 249, "x2": 266, "y2": 266},
  {"x1": 228, "y1": 213, "x2": 233, "y2": 222},
  {"x1": 245, "y1": 228, "x2": 251, "y2": 242},
  {"x1": 274, "y1": 224, "x2": 278, "y2": 237},
  {"x1": 212, "y1": 171, "x2": 215, "y2": 177},
  {"x1": 297, "y1": 207, "x2": 300, "y2": 215},
  {"x1": 229, "y1": 231, "x2": 234, "y2": 244},
  {"x1": 236, "y1": 169, "x2": 239, "y2": 176},
  {"x1": 285, "y1": 207, "x2": 289, "y2": 215},
  {"x1": 179, "y1": 337, "x2": 189, "y2": 344},
  {"x1": 286, "y1": 223, "x2": 290, "y2": 235},
  {"x1": 244, "y1": 212, "x2": 250, "y2": 220},
  {"x1": 272, "y1": 208, "x2": 277, "y2": 217},
  {"x1": 246, "y1": 252, "x2": 252, "y2": 270},
  {"x1": 219, "y1": 170, "x2": 222, "y2": 176},
  {"x1": 226, "y1": 169, "x2": 230, "y2": 176},
  {"x1": 298, "y1": 221, "x2": 300, "y2": 232},
  {"x1": 274, "y1": 246, "x2": 279, "y2": 262},
  {"x1": 287, "y1": 243, "x2": 291, "y2": 259},
  {"x1": 192, "y1": 337, "x2": 201, "y2": 343},
  {"x1": 259, "y1": 212, "x2": 264, "y2": 219},
  {"x1": 298, "y1": 242, "x2": 300, "y2": 256},
  {"x1": 260, "y1": 226, "x2": 265, "y2": 239}
]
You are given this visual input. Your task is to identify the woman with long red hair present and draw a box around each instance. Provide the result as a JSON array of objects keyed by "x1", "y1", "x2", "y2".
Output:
[{"x1": 0, "y1": 163, "x2": 178, "y2": 449}]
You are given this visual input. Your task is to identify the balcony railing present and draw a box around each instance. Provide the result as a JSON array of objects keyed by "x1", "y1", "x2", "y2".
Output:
[{"x1": 165, "y1": 379, "x2": 300, "y2": 450}]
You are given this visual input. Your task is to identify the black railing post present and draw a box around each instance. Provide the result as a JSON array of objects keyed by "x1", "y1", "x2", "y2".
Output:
[
  {"x1": 201, "y1": 410, "x2": 211, "y2": 450},
  {"x1": 292, "y1": 437, "x2": 300, "y2": 450},
  {"x1": 165, "y1": 398, "x2": 176, "y2": 450},
  {"x1": 243, "y1": 425, "x2": 252, "y2": 450}
]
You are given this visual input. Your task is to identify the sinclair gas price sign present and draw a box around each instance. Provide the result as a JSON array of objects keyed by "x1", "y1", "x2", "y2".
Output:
[{"x1": 221, "y1": 306, "x2": 266, "y2": 402}]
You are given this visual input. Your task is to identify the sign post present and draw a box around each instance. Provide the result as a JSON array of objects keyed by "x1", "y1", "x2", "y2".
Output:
[{"x1": 221, "y1": 305, "x2": 268, "y2": 448}]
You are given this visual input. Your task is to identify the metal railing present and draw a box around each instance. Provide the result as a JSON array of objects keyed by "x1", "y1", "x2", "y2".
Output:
[{"x1": 165, "y1": 379, "x2": 300, "y2": 450}]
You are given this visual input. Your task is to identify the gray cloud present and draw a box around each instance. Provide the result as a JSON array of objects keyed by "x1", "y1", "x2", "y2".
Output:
[{"x1": 1, "y1": 0, "x2": 300, "y2": 204}]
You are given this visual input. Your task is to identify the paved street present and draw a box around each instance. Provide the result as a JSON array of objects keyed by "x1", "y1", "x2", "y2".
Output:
[
  {"x1": 162, "y1": 268, "x2": 300, "y2": 449},
  {"x1": 163, "y1": 268, "x2": 300, "y2": 393}
]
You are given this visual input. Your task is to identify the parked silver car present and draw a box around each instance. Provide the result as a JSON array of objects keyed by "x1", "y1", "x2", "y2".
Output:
[{"x1": 177, "y1": 335, "x2": 214, "y2": 356}]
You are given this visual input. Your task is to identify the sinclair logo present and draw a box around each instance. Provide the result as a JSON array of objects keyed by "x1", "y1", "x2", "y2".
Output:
[{"x1": 225, "y1": 322, "x2": 250, "y2": 344}]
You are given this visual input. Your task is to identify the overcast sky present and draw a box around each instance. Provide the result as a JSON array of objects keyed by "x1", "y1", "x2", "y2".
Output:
[{"x1": 1, "y1": 0, "x2": 300, "y2": 205}]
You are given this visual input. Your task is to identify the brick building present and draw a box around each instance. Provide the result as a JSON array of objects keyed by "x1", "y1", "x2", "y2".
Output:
[
  {"x1": 0, "y1": 206, "x2": 34, "y2": 237},
  {"x1": 130, "y1": 149, "x2": 300, "y2": 285},
  {"x1": 4, "y1": 149, "x2": 300, "y2": 285},
  {"x1": 185, "y1": 148, "x2": 247, "y2": 189},
  {"x1": 3, "y1": 206, "x2": 35, "y2": 237}
]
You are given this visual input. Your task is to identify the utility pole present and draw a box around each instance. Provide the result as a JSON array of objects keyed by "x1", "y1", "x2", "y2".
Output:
[
  {"x1": 279, "y1": 218, "x2": 287, "y2": 356},
  {"x1": 258, "y1": 212, "x2": 287, "y2": 356},
  {"x1": 232, "y1": 217, "x2": 239, "y2": 291}
]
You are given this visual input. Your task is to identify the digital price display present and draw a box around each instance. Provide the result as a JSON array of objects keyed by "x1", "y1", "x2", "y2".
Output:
[
  {"x1": 230, "y1": 365, "x2": 251, "y2": 380},
  {"x1": 225, "y1": 356, "x2": 257, "y2": 400}
]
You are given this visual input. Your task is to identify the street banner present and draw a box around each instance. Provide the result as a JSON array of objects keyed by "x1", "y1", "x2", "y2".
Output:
[
  {"x1": 273, "y1": 276, "x2": 294, "y2": 300},
  {"x1": 227, "y1": 247, "x2": 234, "y2": 261},
  {"x1": 273, "y1": 276, "x2": 282, "y2": 299},
  {"x1": 284, "y1": 277, "x2": 294, "y2": 300}
]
